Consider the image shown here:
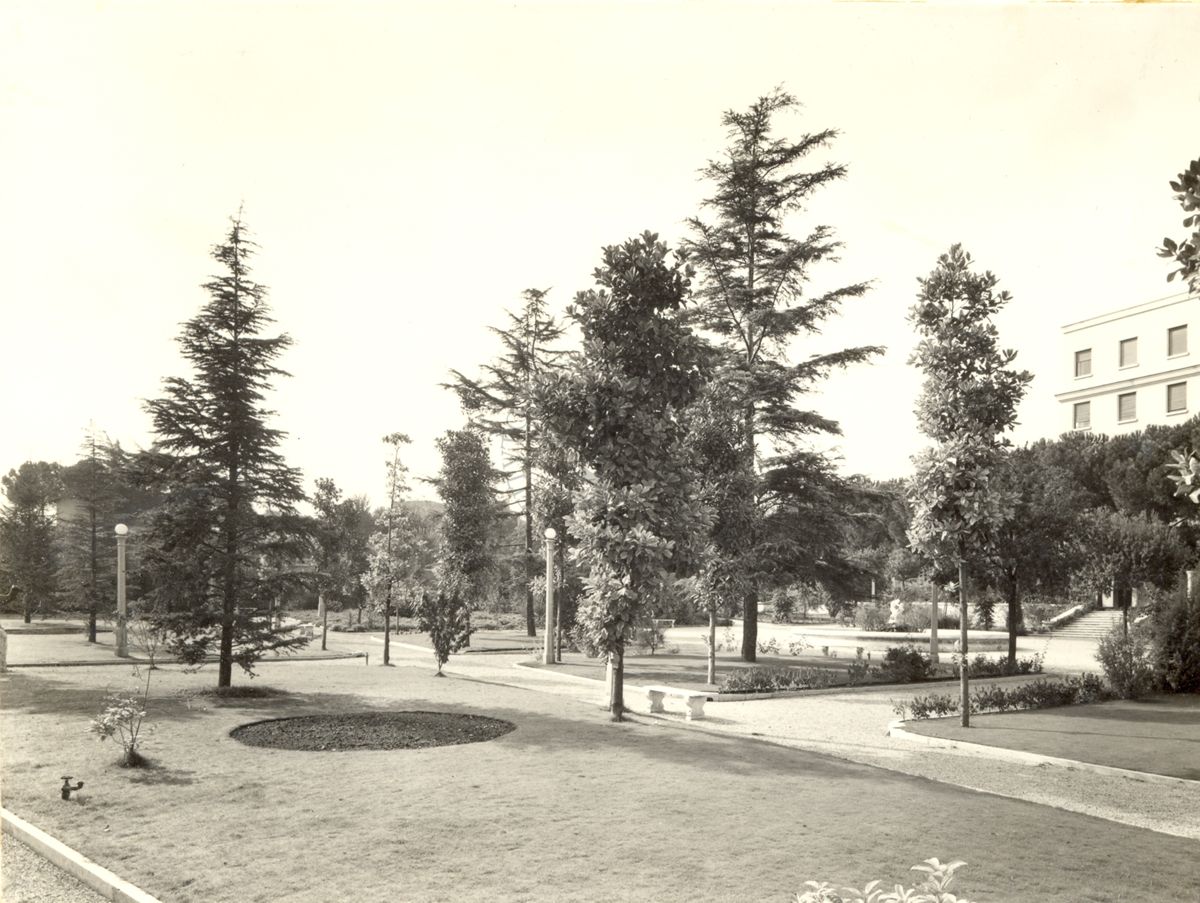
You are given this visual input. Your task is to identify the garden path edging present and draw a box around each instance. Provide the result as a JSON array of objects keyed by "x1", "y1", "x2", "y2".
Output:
[
  {"x1": 1, "y1": 807, "x2": 165, "y2": 903},
  {"x1": 887, "y1": 720, "x2": 1198, "y2": 787}
]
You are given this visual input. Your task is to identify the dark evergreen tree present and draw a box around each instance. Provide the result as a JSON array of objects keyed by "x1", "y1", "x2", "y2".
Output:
[
  {"x1": 446, "y1": 289, "x2": 568, "y2": 636},
  {"x1": 139, "y1": 216, "x2": 309, "y2": 686},
  {"x1": 56, "y1": 430, "x2": 125, "y2": 641},
  {"x1": 685, "y1": 89, "x2": 880, "y2": 661},
  {"x1": 433, "y1": 429, "x2": 501, "y2": 615},
  {"x1": 0, "y1": 461, "x2": 62, "y2": 623}
]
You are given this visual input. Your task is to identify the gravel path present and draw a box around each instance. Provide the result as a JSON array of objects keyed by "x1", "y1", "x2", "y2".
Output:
[
  {"x1": 1, "y1": 835, "x2": 106, "y2": 903},
  {"x1": 368, "y1": 637, "x2": 1200, "y2": 841}
]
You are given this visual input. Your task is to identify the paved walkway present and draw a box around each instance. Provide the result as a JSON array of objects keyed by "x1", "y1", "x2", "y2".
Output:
[{"x1": 359, "y1": 633, "x2": 1200, "y2": 841}]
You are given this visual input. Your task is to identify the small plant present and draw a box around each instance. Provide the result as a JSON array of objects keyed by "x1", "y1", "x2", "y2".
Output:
[
  {"x1": 718, "y1": 665, "x2": 840, "y2": 693},
  {"x1": 855, "y1": 602, "x2": 889, "y2": 631},
  {"x1": 788, "y1": 638, "x2": 810, "y2": 656},
  {"x1": 845, "y1": 649, "x2": 873, "y2": 686},
  {"x1": 820, "y1": 646, "x2": 829, "y2": 657},
  {"x1": 795, "y1": 858, "x2": 974, "y2": 903},
  {"x1": 757, "y1": 637, "x2": 780, "y2": 655},
  {"x1": 89, "y1": 667, "x2": 153, "y2": 767},
  {"x1": 901, "y1": 674, "x2": 1115, "y2": 720},
  {"x1": 417, "y1": 591, "x2": 473, "y2": 675}
]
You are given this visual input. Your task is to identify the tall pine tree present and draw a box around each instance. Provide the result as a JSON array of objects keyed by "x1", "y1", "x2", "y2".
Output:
[
  {"x1": 446, "y1": 289, "x2": 567, "y2": 636},
  {"x1": 140, "y1": 216, "x2": 309, "y2": 686},
  {"x1": 685, "y1": 89, "x2": 880, "y2": 661},
  {"x1": 0, "y1": 461, "x2": 62, "y2": 623}
]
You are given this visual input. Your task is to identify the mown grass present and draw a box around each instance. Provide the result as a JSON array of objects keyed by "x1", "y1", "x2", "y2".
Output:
[{"x1": 2, "y1": 660, "x2": 1198, "y2": 902}]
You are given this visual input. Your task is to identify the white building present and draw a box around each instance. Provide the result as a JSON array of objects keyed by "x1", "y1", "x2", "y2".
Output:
[{"x1": 1056, "y1": 292, "x2": 1199, "y2": 435}]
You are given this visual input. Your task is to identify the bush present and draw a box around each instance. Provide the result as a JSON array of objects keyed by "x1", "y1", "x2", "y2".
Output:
[
  {"x1": 855, "y1": 602, "x2": 888, "y2": 631},
  {"x1": 955, "y1": 652, "x2": 1044, "y2": 678},
  {"x1": 1096, "y1": 627, "x2": 1156, "y2": 699},
  {"x1": 796, "y1": 858, "x2": 975, "y2": 903},
  {"x1": 880, "y1": 645, "x2": 934, "y2": 682},
  {"x1": 719, "y1": 666, "x2": 840, "y2": 693},
  {"x1": 1148, "y1": 586, "x2": 1200, "y2": 693},
  {"x1": 897, "y1": 674, "x2": 1113, "y2": 720},
  {"x1": 936, "y1": 613, "x2": 960, "y2": 630}
]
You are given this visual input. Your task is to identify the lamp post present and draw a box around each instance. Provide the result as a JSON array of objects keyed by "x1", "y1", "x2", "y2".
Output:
[
  {"x1": 114, "y1": 523, "x2": 128, "y2": 657},
  {"x1": 543, "y1": 528, "x2": 557, "y2": 665}
]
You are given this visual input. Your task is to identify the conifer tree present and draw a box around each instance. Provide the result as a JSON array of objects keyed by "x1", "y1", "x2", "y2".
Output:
[
  {"x1": 140, "y1": 216, "x2": 309, "y2": 686},
  {"x1": 446, "y1": 289, "x2": 567, "y2": 636},
  {"x1": 0, "y1": 461, "x2": 62, "y2": 623},
  {"x1": 56, "y1": 429, "x2": 125, "y2": 641},
  {"x1": 685, "y1": 89, "x2": 879, "y2": 661},
  {"x1": 433, "y1": 429, "x2": 500, "y2": 615}
]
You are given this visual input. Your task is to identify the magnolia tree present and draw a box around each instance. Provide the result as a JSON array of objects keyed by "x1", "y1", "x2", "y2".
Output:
[
  {"x1": 907, "y1": 245, "x2": 1031, "y2": 727},
  {"x1": 1158, "y1": 157, "x2": 1200, "y2": 294},
  {"x1": 541, "y1": 233, "x2": 712, "y2": 719}
]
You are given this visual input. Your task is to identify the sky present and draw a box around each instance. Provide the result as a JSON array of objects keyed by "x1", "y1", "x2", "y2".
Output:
[{"x1": 2, "y1": 1, "x2": 1198, "y2": 506}]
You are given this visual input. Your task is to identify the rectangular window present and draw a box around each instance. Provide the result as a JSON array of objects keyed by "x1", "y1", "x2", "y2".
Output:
[
  {"x1": 1118, "y1": 392, "x2": 1137, "y2": 422},
  {"x1": 1169, "y1": 325, "x2": 1188, "y2": 357},
  {"x1": 1074, "y1": 349, "x2": 1092, "y2": 377},
  {"x1": 1167, "y1": 382, "x2": 1187, "y2": 413},
  {"x1": 1119, "y1": 337, "x2": 1138, "y2": 368},
  {"x1": 1073, "y1": 401, "x2": 1091, "y2": 430}
]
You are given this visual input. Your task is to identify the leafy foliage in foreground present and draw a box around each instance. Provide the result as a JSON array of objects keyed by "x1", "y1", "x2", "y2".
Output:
[{"x1": 796, "y1": 858, "x2": 975, "y2": 903}]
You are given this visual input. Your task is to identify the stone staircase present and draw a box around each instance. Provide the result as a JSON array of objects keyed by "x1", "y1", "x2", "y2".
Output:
[{"x1": 1051, "y1": 609, "x2": 1126, "y2": 639}]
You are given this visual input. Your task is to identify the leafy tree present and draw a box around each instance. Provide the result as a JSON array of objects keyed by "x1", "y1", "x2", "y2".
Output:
[
  {"x1": 447, "y1": 289, "x2": 568, "y2": 636},
  {"x1": 362, "y1": 434, "x2": 426, "y2": 665},
  {"x1": 540, "y1": 232, "x2": 712, "y2": 718},
  {"x1": 982, "y1": 443, "x2": 1088, "y2": 664},
  {"x1": 1074, "y1": 508, "x2": 1189, "y2": 634},
  {"x1": 311, "y1": 478, "x2": 375, "y2": 648},
  {"x1": 685, "y1": 89, "x2": 879, "y2": 661},
  {"x1": 907, "y1": 245, "x2": 1031, "y2": 726},
  {"x1": 1158, "y1": 157, "x2": 1200, "y2": 294},
  {"x1": 138, "y1": 216, "x2": 309, "y2": 687},
  {"x1": 433, "y1": 429, "x2": 500, "y2": 617},
  {"x1": 0, "y1": 461, "x2": 62, "y2": 622},
  {"x1": 417, "y1": 590, "x2": 473, "y2": 675}
]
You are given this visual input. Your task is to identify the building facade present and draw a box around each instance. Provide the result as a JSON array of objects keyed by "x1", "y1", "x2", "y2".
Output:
[{"x1": 1056, "y1": 292, "x2": 1199, "y2": 436}]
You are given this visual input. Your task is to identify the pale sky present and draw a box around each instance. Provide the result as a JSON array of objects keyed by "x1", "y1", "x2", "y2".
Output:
[{"x1": 2, "y1": 2, "x2": 1198, "y2": 506}]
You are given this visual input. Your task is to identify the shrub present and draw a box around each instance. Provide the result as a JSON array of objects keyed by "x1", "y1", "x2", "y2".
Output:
[
  {"x1": 1148, "y1": 586, "x2": 1200, "y2": 693},
  {"x1": 936, "y1": 613, "x2": 960, "y2": 630},
  {"x1": 1095, "y1": 627, "x2": 1155, "y2": 699},
  {"x1": 756, "y1": 637, "x2": 780, "y2": 655},
  {"x1": 880, "y1": 645, "x2": 934, "y2": 683},
  {"x1": 719, "y1": 665, "x2": 840, "y2": 693},
  {"x1": 416, "y1": 591, "x2": 473, "y2": 674},
  {"x1": 899, "y1": 675, "x2": 1114, "y2": 719},
  {"x1": 795, "y1": 858, "x2": 975, "y2": 903},
  {"x1": 90, "y1": 690, "x2": 150, "y2": 767},
  {"x1": 954, "y1": 652, "x2": 1043, "y2": 678},
  {"x1": 855, "y1": 602, "x2": 888, "y2": 631},
  {"x1": 845, "y1": 649, "x2": 873, "y2": 685}
]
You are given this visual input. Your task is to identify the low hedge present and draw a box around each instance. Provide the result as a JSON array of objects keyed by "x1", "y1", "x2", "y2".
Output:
[{"x1": 895, "y1": 674, "x2": 1111, "y2": 720}]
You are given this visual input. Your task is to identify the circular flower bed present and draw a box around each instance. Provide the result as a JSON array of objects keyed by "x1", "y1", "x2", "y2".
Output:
[{"x1": 230, "y1": 711, "x2": 515, "y2": 751}]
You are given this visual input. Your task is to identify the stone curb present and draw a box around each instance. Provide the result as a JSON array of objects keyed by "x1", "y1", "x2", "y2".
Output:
[
  {"x1": 887, "y1": 719, "x2": 1198, "y2": 787},
  {"x1": 7, "y1": 652, "x2": 366, "y2": 669},
  {"x1": 1, "y1": 807, "x2": 165, "y2": 903}
]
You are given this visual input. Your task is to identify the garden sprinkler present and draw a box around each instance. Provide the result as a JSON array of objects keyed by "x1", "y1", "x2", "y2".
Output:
[{"x1": 60, "y1": 777, "x2": 84, "y2": 800}]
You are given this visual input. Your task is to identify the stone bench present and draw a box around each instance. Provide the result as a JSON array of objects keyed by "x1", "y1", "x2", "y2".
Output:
[{"x1": 645, "y1": 686, "x2": 708, "y2": 721}]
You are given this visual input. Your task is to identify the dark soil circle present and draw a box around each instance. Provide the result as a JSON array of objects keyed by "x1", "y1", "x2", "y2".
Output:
[{"x1": 230, "y1": 711, "x2": 515, "y2": 751}]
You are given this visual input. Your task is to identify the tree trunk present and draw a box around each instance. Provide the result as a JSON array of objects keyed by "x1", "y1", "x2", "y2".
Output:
[
  {"x1": 741, "y1": 585, "x2": 758, "y2": 663},
  {"x1": 959, "y1": 561, "x2": 969, "y2": 728},
  {"x1": 524, "y1": 422, "x2": 536, "y2": 637},
  {"x1": 707, "y1": 608, "x2": 717, "y2": 685},
  {"x1": 930, "y1": 595, "x2": 939, "y2": 664},
  {"x1": 608, "y1": 642, "x2": 625, "y2": 721},
  {"x1": 88, "y1": 499, "x2": 98, "y2": 643},
  {"x1": 1006, "y1": 576, "x2": 1019, "y2": 667},
  {"x1": 383, "y1": 600, "x2": 391, "y2": 665},
  {"x1": 23, "y1": 594, "x2": 31, "y2": 624},
  {"x1": 320, "y1": 595, "x2": 328, "y2": 652}
]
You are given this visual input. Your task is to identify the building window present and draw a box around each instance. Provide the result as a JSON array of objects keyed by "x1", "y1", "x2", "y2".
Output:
[
  {"x1": 1118, "y1": 392, "x2": 1137, "y2": 422},
  {"x1": 1073, "y1": 401, "x2": 1091, "y2": 430},
  {"x1": 1168, "y1": 325, "x2": 1188, "y2": 357},
  {"x1": 1074, "y1": 349, "x2": 1092, "y2": 377},
  {"x1": 1119, "y1": 337, "x2": 1138, "y2": 368},
  {"x1": 1167, "y1": 382, "x2": 1187, "y2": 413}
]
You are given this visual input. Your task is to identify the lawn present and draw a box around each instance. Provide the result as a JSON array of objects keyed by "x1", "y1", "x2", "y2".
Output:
[
  {"x1": 905, "y1": 695, "x2": 1200, "y2": 781},
  {"x1": 3, "y1": 660, "x2": 1199, "y2": 902}
]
